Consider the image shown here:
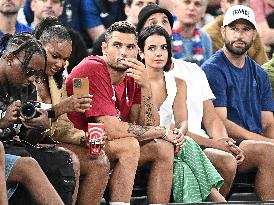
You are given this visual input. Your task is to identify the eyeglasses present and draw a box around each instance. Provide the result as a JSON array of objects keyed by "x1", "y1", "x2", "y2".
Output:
[{"x1": 15, "y1": 56, "x2": 46, "y2": 84}]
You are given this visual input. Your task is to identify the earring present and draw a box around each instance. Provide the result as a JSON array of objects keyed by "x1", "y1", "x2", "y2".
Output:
[{"x1": 7, "y1": 60, "x2": 11, "y2": 66}]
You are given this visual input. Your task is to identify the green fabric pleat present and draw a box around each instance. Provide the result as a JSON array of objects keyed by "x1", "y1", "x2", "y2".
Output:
[{"x1": 173, "y1": 136, "x2": 224, "y2": 203}]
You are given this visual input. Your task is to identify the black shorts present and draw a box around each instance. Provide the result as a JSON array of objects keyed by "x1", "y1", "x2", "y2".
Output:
[{"x1": 4, "y1": 141, "x2": 76, "y2": 205}]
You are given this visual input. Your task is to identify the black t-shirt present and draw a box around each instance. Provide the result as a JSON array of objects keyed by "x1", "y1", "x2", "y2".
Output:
[{"x1": 0, "y1": 83, "x2": 37, "y2": 141}]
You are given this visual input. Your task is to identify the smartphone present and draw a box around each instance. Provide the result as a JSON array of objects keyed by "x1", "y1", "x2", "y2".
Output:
[{"x1": 73, "y1": 78, "x2": 89, "y2": 96}]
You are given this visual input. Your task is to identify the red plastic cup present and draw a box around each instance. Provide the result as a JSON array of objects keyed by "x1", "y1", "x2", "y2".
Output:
[{"x1": 88, "y1": 123, "x2": 104, "y2": 158}]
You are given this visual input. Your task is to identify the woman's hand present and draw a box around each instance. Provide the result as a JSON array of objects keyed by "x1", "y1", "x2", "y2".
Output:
[
  {"x1": 54, "y1": 94, "x2": 92, "y2": 117},
  {"x1": 173, "y1": 128, "x2": 185, "y2": 156}
]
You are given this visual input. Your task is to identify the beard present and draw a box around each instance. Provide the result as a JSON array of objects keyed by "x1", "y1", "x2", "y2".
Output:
[
  {"x1": 0, "y1": 9, "x2": 17, "y2": 16},
  {"x1": 108, "y1": 62, "x2": 128, "y2": 72},
  {"x1": 224, "y1": 39, "x2": 252, "y2": 56}
]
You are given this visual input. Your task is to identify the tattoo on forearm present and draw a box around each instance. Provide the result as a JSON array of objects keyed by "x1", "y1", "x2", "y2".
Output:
[
  {"x1": 128, "y1": 124, "x2": 150, "y2": 137},
  {"x1": 143, "y1": 96, "x2": 153, "y2": 126}
]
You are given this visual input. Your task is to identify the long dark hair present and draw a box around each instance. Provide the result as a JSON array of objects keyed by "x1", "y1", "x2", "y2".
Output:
[
  {"x1": 33, "y1": 16, "x2": 71, "y2": 89},
  {"x1": 0, "y1": 32, "x2": 47, "y2": 73},
  {"x1": 138, "y1": 25, "x2": 172, "y2": 72}
]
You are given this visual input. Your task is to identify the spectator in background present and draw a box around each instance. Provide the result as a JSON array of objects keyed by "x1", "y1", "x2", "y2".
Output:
[
  {"x1": 171, "y1": 0, "x2": 212, "y2": 66},
  {"x1": 0, "y1": 0, "x2": 32, "y2": 37},
  {"x1": 91, "y1": 0, "x2": 158, "y2": 56},
  {"x1": 82, "y1": 0, "x2": 126, "y2": 48},
  {"x1": 202, "y1": 5, "x2": 274, "y2": 200},
  {"x1": 251, "y1": 0, "x2": 274, "y2": 57},
  {"x1": 23, "y1": 0, "x2": 82, "y2": 31},
  {"x1": 203, "y1": 0, "x2": 268, "y2": 65},
  {"x1": 30, "y1": 0, "x2": 88, "y2": 74},
  {"x1": 125, "y1": 0, "x2": 158, "y2": 26},
  {"x1": 262, "y1": 53, "x2": 274, "y2": 97}
]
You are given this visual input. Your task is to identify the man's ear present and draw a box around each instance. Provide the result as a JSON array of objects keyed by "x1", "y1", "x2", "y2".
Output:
[
  {"x1": 252, "y1": 30, "x2": 257, "y2": 41},
  {"x1": 30, "y1": 0, "x2": 35, "y2": 12},
  {"x1": 220, "y1": 26, "x2": 226, "y2": 40},
  {"x1": 101, "y1": 42, "x2": 107, "y2": 56},
  {"x1": 124, "y1": 5, "x2": 130, "y2": 17}
]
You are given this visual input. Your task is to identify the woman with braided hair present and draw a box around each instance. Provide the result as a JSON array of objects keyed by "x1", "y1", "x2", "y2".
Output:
[{"x1": 33, "y1": 16, "x2": 110, "y2": 205}]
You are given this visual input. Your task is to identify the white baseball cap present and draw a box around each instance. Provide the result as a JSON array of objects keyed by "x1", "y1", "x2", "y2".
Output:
[{"x1": 223, "y1": 5, "x2": 256, "y2": 29}]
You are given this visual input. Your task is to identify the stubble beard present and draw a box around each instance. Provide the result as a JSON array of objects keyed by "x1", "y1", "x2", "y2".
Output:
[
  {"x1": 0, "y1": 9, "x2": 17, "y2": 16},
  {"x1": 224, "y1": 40, "x2": 252, "y2": 56}
]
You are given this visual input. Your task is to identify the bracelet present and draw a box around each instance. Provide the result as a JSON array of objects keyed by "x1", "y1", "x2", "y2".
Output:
[{"x1": 162, "y1": 127, "x2": 169, "y2": 140}]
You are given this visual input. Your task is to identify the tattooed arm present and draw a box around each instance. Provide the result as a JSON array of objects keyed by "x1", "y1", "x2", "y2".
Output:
[
  {"x1": 94, "y1": 115, "x2": 169, "y2": 141},
  {"x1": 138, "y1": 87, "x2": 160, "y2": 126},
  {"x1": 122, "y1": 58, "x2": 160, "y2": 126}
]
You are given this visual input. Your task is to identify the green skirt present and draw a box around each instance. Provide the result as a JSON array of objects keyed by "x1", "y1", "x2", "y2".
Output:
[{"x1": 173, "y1": 136, "x2": 224, "y2": 203}]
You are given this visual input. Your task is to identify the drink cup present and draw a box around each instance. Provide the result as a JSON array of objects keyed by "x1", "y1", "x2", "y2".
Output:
[{"x1": 88, "y1": 123, "x2": 104, "y2": 158}]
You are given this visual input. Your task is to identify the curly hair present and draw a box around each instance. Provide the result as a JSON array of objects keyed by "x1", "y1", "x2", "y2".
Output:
[{"x1": 104, "y1": 21, "x2": 137, "y2": 43}]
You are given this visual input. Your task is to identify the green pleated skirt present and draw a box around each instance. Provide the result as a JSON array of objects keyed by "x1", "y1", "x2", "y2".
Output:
[{"x1": 173, "y1": 136, "x2": 224, "y2": 203}]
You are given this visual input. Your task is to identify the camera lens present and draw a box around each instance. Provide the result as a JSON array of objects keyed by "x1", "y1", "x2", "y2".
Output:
[{"x1": 20, "y1": 102, "x2": 37, "y2": 120}]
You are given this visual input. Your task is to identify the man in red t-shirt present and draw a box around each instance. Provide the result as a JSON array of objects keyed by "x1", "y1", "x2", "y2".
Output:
[{"x1": 66, "y1": 21, "x2": 180, "y2": 204}]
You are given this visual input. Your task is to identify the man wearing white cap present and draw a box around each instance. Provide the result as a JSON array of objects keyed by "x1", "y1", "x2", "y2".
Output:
[{"x1": 202, "y1": 5, "x2": 274, "y2": 200}]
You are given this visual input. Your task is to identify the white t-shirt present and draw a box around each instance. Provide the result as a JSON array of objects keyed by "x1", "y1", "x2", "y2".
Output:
[{"x1": 172, "y1": 58, "x2": 215, "y2": 138}]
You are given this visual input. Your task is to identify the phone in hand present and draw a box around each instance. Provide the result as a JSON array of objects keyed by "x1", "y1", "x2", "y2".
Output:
[{"x1": 73, "y1": 78, "x2": 89, "y2": 96}]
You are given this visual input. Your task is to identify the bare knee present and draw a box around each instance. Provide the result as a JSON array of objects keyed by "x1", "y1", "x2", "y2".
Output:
[
  {"x1": 86, "y1": 151, "x2": 110, "y2": 175},
  {"x1": 119, "y1": 138, "x2": 140, "y2": 160},
  {"x1": 151, "y1": 140, "x2": 174, "y2": 164},
  {"x1": 16, "y1": 157, "x2": 42, "y2": 183},
  {"x1": 220, "y1": 153, "x2": 237, "y2": 176}
]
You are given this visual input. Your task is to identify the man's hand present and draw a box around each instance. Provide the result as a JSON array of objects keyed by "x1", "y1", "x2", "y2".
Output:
[
  {"x1": 1, "y1": 100, "x2": 21, "y2": 128},
  {"x1": 121, "y1": 58, "x2": 150, "y2": 88},
  {"x1": 20, "y1": 108, "x2": 50, "y2": 130},
  {"x1": 212, "y1": 137, "x2": 245, "y2": 165}
]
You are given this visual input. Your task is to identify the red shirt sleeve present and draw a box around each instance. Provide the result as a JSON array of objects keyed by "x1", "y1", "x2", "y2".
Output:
[{"x1": 66, "y1": 56, "x2": 116, "y2": 131}]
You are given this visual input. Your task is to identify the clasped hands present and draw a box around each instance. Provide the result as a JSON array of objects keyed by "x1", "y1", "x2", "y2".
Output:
[{"x1": 163, "y1": 128, "x2": 185, "y2": 155}]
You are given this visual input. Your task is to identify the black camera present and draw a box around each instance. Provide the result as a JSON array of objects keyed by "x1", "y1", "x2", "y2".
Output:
[{"x1": 19, "y1": 102, "x2": 41, "y2": 120}]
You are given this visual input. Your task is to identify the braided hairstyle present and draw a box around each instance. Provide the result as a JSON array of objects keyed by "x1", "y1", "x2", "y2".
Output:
[
  {"x1": 33, "y1": 16, "x2": 72, "y2": 89},
  {"x1": 0, "y1": 32, "x2": 47, "y2": 75}
]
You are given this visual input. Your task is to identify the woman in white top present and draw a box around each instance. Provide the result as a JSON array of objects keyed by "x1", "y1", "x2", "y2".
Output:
[{"x1": 138, "y1": 25, "x2": 226, "y2": 203}]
